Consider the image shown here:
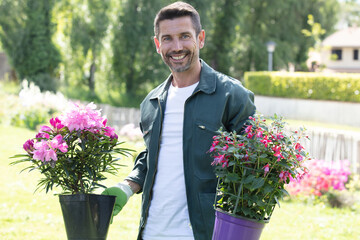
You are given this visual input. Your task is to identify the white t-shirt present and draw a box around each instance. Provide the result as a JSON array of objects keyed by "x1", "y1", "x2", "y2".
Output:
[{"x1": 142, "y1": 82, "x2": 198, "y2": 240}]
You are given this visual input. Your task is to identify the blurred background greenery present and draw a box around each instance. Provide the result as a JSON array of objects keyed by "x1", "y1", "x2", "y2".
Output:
[{"x1": 1, "y1": 0, "x2": 359, "y2": 107}]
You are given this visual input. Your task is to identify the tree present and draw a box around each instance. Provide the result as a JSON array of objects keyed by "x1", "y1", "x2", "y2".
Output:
[
  {"x1": 67, "y1": 0, "x2": 111, "y2": 97},
  {"x1": 112, "y1": 0, "x2": 168, "y2": 102},
  {"x1": 0, "y1": 0, "x2": 60, "y2": 90},
  {"x1": 205, "y1": 0, "x2": 239, "y2": 74},
  {"x1": 339, "y1": 0, "x2": 360, "y2": 28},
  {"x1": 229, "y1": 0, "x2": 339, "y2": 73}
]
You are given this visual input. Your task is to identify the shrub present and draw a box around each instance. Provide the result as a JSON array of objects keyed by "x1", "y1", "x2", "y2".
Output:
[
  {"x1": 286, "y1": 159, "x2": 352, "y2": 197},
  {"x1": 9, "y1": 80, "x2": 69, "y2": 130},
  {"x1": 244, "y1": 72, "x2": 360, "y2": 102}
]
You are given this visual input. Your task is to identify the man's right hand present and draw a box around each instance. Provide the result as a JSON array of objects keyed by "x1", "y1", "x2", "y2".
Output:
[{"x1": 102, "y1": 182, "x2": 134, "y2": 220}]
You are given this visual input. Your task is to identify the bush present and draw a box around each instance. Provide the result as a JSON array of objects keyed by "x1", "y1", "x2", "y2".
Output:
[
  {"x1": 8, "y1": 80, "x2": 69, "y2": 130},
  {"x1": 11, "y1": 108, "x2": 51, "y2": 130},
  {"x1": 287, "y1": 159, "x2": 352, "y2": 197},
  {"x1": 244, "y1": 72, "x2": 360, "y2": 102},
  {"x1": 286, "y1": 159, "x2": 358, "y2": 208}
]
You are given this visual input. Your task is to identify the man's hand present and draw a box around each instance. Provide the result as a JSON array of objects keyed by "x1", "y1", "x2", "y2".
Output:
[{"x1": 102, "y1": 182, "x2": 134, "y2": 222}]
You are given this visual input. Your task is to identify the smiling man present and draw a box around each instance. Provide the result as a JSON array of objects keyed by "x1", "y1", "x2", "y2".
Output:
[{"x1": 103, "y1": 2, "x2": 256, "y2": 240}]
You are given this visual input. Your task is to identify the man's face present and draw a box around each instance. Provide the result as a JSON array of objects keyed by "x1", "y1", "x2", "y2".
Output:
[{"x1": 154, "y1": 16, "x2": 205, "y2": 73}]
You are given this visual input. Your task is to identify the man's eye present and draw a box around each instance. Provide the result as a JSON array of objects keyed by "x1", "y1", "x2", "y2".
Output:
[
  {"x1": 182, "y1": 35, "x2": 190, "y2": 39},
  {"x1": 162, "y1": 37, "x2": 171, "y2": 41}
]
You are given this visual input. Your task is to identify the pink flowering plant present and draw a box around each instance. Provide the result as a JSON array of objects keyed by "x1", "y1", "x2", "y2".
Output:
[
  {"x1": 210, "y1": 114, "x2": 311, "y2": 221},
  {"x1": 11, "y1": 102, "x2": 132, "y2": 194},
  {"x1": 286, "y1": 159, "x2": 352, "y2": 197}
]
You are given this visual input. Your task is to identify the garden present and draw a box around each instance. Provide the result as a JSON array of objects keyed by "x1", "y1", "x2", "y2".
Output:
[{"x1": 1, "y1": 81, "x2": 360, "y2": 240}]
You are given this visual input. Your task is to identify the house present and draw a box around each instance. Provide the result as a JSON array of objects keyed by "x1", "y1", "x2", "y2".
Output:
[{"x1": 319, "y1": 27, "x2": 360, "y2": 73}]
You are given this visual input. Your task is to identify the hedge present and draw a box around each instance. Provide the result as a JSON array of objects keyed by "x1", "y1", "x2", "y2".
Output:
[{"x1": 244, "y1": 72, "x2": 360, "y2": 102}]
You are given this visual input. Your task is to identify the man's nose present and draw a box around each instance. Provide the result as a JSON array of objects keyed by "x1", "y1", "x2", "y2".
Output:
[{"x1": 172, "y1": 38, "x2": 183, "y2": 51}]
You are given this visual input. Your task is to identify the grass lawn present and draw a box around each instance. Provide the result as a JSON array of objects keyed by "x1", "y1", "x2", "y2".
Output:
[{"x1": 1, "y1": 124, "x2": 360, "y2": 240}]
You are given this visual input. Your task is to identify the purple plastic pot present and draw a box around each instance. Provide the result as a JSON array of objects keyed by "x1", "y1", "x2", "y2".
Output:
[{"x1": 212, "y1": 210, "x2": 268, "y2": 240}]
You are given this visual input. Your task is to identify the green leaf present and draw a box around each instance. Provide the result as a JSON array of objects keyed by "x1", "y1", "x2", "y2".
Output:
[
  {"x1": 250, "y1": 178, "x2": 265, "y2": 191},
  {"x1": 280, "y1": 188, "x2": 290, "y2": 197},
  {"x1": 225, "y1": 173, "x2": 240, "y2": 183},
  {"x1": 242, "y1": 175, "x2": 256, "y2": 184},
  {"x1": 274, "y1": 196, "x2": 281, "y2": 208}
]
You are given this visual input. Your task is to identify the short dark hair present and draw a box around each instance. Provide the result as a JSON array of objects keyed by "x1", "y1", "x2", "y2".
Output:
[{"x1": 154, "y1": 1, "x2": 202, "y2": 39}]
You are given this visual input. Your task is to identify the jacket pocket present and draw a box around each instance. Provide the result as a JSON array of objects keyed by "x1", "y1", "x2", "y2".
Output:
[{"x1": 193, "y1": 120, "x2": 221, "y2": 180}]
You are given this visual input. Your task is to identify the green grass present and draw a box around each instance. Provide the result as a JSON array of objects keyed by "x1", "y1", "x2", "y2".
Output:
[{"x1": 1, "y1": 125, "x2": 360, "y2": 240}]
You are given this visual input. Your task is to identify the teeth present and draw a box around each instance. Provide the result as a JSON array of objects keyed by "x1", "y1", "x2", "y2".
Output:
[{"x1": 172, "y1": 55, "x2": 185, "y2": 60}]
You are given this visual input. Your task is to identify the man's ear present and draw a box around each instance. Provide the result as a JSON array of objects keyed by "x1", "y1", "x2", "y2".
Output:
[
  {"x1": 154, "y1": 37, "x2": 160, "y2": 54},
  {"x1": 198, "y1": 30, "x2": 205, "y2": 49}
]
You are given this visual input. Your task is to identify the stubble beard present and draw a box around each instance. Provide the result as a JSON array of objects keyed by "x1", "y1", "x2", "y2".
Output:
[{"x1": 163, "y1": 50, "x2": 195, "y2": 73}]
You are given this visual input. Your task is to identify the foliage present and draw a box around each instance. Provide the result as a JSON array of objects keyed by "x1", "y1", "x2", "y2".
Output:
[
  {"x1": 210, "y1": 114, "x2": 311, "y2": 221},
  {"x1": 69, "y1": 0, "x2": 111, "y2": 96},
  {"x1": 0, "y1": 0, "x2": 61, "y2": 91},
  {"x1": 8, "y1": 80, "x2": 68, "y2": 129},
  {"x1": 1, "y1": 0, "x2": 342, "y2": 107},
  {"x1": 231, "y1": 0, "x2": 339, "y2": 74},
  {"x1": 111, "y1": 0, "x2": 168, "y2": 98},
  {"x1": 10, "y1": 102, "x2": 133, "y2": 194},
  {"x1": 244, "y1": 71, "x2": 360, "y2": 102},
  {"x1": 339, "y1": 0, "x2": 360, "y2": 28},
  {"x1": 204, "y1": 0, "x2": 238, "y2": 75},
  {"x1": 286, "y1": 159, "x2": 359, "y2": 209}
]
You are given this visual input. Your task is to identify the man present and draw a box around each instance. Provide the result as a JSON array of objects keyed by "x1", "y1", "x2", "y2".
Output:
[{"x1": 103, "y1": 2, "x2": 256, "y2": 239}]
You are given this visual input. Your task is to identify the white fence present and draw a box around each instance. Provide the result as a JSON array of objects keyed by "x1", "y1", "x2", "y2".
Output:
[
  {"x1": 256, "y1": 96, "x2": 360, "y2": 174},
  {"x1": 97, "y1": 103, "x2": 141, "y2": 132}
]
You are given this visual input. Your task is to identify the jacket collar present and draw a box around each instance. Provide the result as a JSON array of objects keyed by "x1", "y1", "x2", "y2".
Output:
[{"x1": 150, "y1": 59, "x2": 216, "y2": 100}]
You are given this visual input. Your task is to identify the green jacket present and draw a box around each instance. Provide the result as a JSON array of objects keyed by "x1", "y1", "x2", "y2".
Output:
[{"x1": 126, "y1": 60, "x2": 256, "y2": 240}]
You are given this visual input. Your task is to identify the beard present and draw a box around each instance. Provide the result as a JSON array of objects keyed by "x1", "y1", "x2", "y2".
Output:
[{"x1": 162, "y1": 49, "x2": 195, "y2": 73}]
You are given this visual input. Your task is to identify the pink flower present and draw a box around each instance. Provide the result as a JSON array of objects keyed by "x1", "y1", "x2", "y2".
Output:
[
  {"x1": 36, "y1": 125, "x2": 52, "y2": 139},
  {"x1": 245, "y1": 125, "x2": 252, "y2": 133},
  {"x1": 209, "y1": 140, "x2": 219, "y2": 152},
  {"x1": 50, "y1": 117, "x2": 64, "y2": 130},
  {"x1": 222, "y1": 144, "x2": 229, "y2": 151},
  {"x1": 212, "y1": 154, "x2": 225, "y2": 166},
  {"x1": 276, "y1": 132, "x2": 284, "y2": 139},
  {"x1": 295, "y1": 143, "x2": 304, "y2": 151},
  {"x1": 247, "y1": 132, "x2": 255, "y2": 138},
  {"x1": 102, "y1": 118, "x2": 108, "y2": 127},
  {"x1": 296, "y1": 154, "x2": 303, "y2": 161},
  {"x1": 260, "y1": 135, "x2": 272, "y2": 147},
  {"x1": 256, "y1": 130, "x2": 263, "y2": 138},
  {"x1": 104, "y1": 126, "x2": 118, "y2": 139},
  {"x1": 50, "y1": 134, "x2": 68, "y2": 153},
  {"x1": 32, "y1": 141, "x2": 58, "y2": 162},
  {"x1": 279, "y1": 171, "x2": 290, "y2": 182},
  {"x1": 59, "y1": 102, "x2": 105, "y2": 132},
  {"x1": 23, "y1": 139, "x2": 34, "y2": 154},
  {"x1": 262, "y1": 163, "x2": 270, "y2": 176},
  {"x1": 272, "y1": 145, "x2": 284, "y2": 161}
]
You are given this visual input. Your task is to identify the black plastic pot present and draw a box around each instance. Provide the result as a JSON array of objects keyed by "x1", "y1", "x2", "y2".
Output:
[{"x1": 59, "y1": 194, "x2": 116, "y2": 240}]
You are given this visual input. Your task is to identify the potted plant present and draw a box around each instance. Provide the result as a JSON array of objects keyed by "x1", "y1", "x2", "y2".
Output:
[
  {"x1": 209, "y1": 114, "x2": 311, "y2": 240},
  {"x1": 11, "y1": 102, "x2": 132, "y2": 240}
]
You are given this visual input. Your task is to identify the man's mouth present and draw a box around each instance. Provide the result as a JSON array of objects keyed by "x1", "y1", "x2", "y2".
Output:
[
  {"x1": 167, "y1": 50, "x2": 190, "y2": 61},
  {"x1": 171, "y1": 55, "x2": 186, "y2": 60}
]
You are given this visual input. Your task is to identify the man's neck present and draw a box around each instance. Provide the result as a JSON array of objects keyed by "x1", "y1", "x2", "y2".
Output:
[{"x1": 171, "y1": 60, "x2": 201, "y2": 88}]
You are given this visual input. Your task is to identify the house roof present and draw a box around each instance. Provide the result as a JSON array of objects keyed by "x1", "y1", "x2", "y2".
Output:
[{"x1": 322, "y1": 27, "x2": 360, "y2": 48}]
